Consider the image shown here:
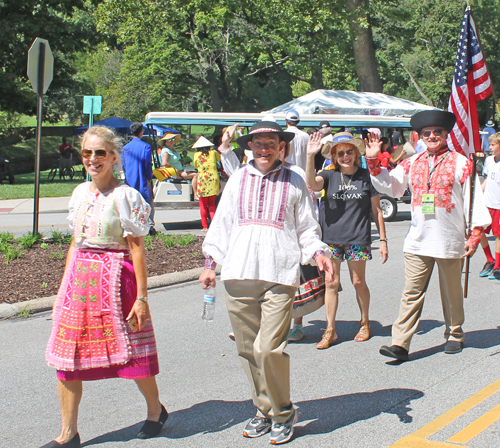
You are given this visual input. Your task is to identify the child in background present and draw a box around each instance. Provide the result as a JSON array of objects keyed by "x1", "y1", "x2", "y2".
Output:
[
  {"x1": 193, "y1": 137, "x2": 221, "y2": 232},
  {"x1": 479, "y1": 132, "x2": 500, "y2": 279}
]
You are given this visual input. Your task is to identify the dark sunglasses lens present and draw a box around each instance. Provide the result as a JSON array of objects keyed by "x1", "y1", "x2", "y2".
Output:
[
  {"x1": 423, "y1": 129, "x2": 444, "y2": 137},
  {"x1": 82, "y1": 150, "x2": 92, "y2": 158},
  {"x1": 95, "y1": 150, "x2": 108, "y2": 158}
]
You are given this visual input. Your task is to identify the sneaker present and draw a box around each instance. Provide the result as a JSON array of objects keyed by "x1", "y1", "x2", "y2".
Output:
[
  {"x1": 479, "y1": 261, "x2": 495, "y2": 277},
  {"x1": 243, "y1": 416, "x2": 272, "y2": 438},
  {"x1": 379, "y1": 345, "x2": 409, "y2": 362},
  {"x1": 270, "y1": 409, "x2": 299, "y2": 445},
  {"x1": 488, "y1": 268, "x2": 500, "y2": 280},
  {"x1": 288, "y1": 326, "x2": 304, "y2": 342}
]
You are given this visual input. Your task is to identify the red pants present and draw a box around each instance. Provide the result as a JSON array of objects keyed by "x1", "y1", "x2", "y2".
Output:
[{"x1": 199, "y1": 195, "x2": 216, "y2": 229}]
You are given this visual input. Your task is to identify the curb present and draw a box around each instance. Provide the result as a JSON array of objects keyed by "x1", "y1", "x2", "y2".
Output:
[{"x1": 0, "y1": 266, "x2": 220, "y2": 320}]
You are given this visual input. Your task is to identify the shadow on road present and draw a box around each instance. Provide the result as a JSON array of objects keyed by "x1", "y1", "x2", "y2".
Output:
[{"x1": 81, "y1": 388, "x2": 423, "y2": 445}]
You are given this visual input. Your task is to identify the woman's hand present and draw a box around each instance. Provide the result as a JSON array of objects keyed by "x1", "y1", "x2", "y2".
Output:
[
  {"x1": 126, "y1": 299, "x2": 151, "y2": 331},
  {"x1": 379, "y1": 241, "x2": 388, "y2": 264},
  {"x1": 221, "y1": 123, "x2": 240, "y2": 150},
  {"x1": 365, "y1": 132, "x2": 383, "y2": 158},
  {"x1": 316, "y1": 254, "x2": 334, "y2": 283},
  {"x1": 307, "y1": 131, "x2": 323, "y2": 157}
]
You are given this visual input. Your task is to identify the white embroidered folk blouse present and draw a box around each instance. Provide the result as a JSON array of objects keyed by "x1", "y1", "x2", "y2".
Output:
[
  {"x1": 367, "y1": 150, "x2": 491, "y2": 259},
  {"x1": 67, "y1": 182, "x2": 151, "y2": 250},
  {"x1": 203, "y1": 162, "x2": 330, "y2": 287}
]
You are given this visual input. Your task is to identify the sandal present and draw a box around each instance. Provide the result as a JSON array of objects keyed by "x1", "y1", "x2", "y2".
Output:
[
  {"x1": 316, "y1": 329, "x2": 338, "y2": 349},
  {"x1": 354, "y1": 321, "x2": 370, "y2": 342}
]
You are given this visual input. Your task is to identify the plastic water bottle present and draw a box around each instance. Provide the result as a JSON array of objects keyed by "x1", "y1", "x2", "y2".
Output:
[{"x1": 202, "y1": 286, "x2": 216, "y2": 322}]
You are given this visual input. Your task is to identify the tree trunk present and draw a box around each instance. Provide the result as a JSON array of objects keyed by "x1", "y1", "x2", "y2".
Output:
[{"x1": 346, "y1": 0, "x2": 383, "y2": 92}]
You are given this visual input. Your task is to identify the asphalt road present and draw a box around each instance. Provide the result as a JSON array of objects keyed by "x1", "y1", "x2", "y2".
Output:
[{"x1": 1, "y1": 206, "x2": 500, "y2": 448}]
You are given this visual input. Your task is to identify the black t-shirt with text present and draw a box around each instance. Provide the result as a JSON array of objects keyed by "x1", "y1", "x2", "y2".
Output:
[{"x1": 318, "y1": 167, "x2": 379, "y2": 245}]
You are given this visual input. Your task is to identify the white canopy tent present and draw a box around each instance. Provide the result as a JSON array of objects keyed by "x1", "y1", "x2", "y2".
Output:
[{"x1": 264, "y1": 89, "x2": 438, "y2": 117}]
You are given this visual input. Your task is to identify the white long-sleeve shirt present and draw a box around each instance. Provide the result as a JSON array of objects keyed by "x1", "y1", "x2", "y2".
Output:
[
  {"x1": 284, "y1": 126, "x2": 310, "y2": 170},
  {"x1": 203, "y1": 162, "x2": 330, "y2": 287},
  {"x1": 367, "y1": 150, "x2": 491, "y2": 259}
]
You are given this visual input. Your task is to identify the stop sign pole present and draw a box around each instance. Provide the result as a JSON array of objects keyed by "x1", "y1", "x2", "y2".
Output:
[{"x1": 27, "y1": 38, "x2": 53, "y2": 235}]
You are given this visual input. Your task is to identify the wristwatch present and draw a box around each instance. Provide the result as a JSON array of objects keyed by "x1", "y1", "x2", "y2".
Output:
[
  {"x1": 380, "y1": 238, "x2": 388, "y2": 242},
  {"x1": 136, "y1": 297, "x2": 148, "y2": 303}
]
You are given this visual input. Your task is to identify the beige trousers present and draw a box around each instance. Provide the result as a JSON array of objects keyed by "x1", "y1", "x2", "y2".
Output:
[
  {"x1": 392, "y1": 253, "x2": 464, "y2": 351},
  {"x1": 224, "y1": 279, "x2": 297, "y2": 423}
]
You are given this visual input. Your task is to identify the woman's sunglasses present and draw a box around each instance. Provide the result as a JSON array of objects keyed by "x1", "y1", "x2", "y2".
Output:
[
  {"x1": 336, "y1": 149, "x2": 355, "y2": 157},
  {"x1": 166, "y1": 137, "x2": 177, "y2": 142},
  {"x1": 421, "y1": 128, "x2": 445, "y2": 138},
  {"x1": 82, "y1": 149, "x2": 109, "y2": 159}
]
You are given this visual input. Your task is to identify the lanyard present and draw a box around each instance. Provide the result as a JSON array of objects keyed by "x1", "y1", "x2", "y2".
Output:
[{"x1": 427, "y1": 150, "x2": 449, "y2": 192}]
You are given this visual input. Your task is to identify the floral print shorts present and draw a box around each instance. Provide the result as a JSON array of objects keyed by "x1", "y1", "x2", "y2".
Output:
[{"x1": 329, "y1": 244, "x2": 372, "y2": 261}]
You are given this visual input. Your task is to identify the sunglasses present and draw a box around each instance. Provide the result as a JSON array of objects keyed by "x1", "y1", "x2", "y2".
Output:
[
  {"x1": 166, "y1": 137, "x2": 177, "y2": 142},
  {"x1": 421, "y1": 128, "x2": 446, "y2": 138},
  {"x1": 82, "y1": 149, "x2": 109, "y2": 159},
  {"x1": 336, "y1": 149, "x2": 355, "y2": 157}
]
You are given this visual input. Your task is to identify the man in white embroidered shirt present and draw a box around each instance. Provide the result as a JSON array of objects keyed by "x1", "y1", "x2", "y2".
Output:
[
  {"x1": 199, "y1": 121, "x2": 333, "y2": 445},
  {"x1": 364, "y1": 110, "x2": 491, "y2": 362}
]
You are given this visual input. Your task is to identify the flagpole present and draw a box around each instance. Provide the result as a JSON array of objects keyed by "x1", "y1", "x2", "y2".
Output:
[{"x1": 470, "y1": 7, "x2": 500, "y2": 119}]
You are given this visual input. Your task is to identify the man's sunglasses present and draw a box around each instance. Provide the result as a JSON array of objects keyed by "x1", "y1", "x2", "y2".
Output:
[
  {"x1": 82, "y1": 149, "x2": 109, "y2": 159},
  {"x1": 336, "y1": 149, "x2": 355, "y2": 157},
  {"x1": 421, "y1": 128, "x2": 446, "y2": 138}
]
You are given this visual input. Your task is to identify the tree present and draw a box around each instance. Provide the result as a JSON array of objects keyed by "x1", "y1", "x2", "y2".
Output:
[{"x1": 0, "y1": 0, "x2": 100, "y2": 120}]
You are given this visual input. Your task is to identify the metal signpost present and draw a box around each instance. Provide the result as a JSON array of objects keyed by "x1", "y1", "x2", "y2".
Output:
[{"x1": 27, "y1": 37, "x2": 53, "y2": 235}]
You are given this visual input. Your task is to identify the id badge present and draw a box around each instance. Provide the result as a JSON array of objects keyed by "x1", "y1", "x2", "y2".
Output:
[{"x1": 422, "y1": 193, "x2": 435, "y2": 214}]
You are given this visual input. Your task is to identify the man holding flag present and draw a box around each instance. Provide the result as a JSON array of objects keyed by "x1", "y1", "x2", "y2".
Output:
[{"x1": 362, "y1": 5, "x2": 494, "y2": 361}]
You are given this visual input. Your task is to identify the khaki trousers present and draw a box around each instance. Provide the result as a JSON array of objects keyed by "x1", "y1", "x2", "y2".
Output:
[
  {"x1": 392, "y1": 253, "x2": 464, "y2": 351},
  {"x1": 224, "y1": 279, "x2": 297, "y2": 423}
]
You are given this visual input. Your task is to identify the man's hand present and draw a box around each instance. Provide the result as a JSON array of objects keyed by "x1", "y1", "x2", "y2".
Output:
[
  {"x1": 221, "y1": 123, "x2": 240, "y2": 150},
  {"x1": 199, "y1": 269, "x2": 216, "y2": 289},
  {"x1": 462, "y1": 243, "x2": 477, "y2": 259},
  {"x1": 307, "y1": 131, "x2": 323, "y2": 157},
  {"x1": 364, "y1": 132, "x2": 383, "y2": 158},
  {"x1": 316, "y1": 254, "x2": 334, "y2": 283}
]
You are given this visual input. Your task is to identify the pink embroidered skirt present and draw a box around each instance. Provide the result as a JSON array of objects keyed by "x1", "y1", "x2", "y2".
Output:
[{"x1": 46, "y1": 249, "x2": 159, "y2": 381}]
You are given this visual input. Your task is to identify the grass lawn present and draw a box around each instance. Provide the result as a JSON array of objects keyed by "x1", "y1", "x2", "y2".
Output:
[
  {"x1": 0, "y1": 168, "x2": 85, "y2": 200},
  {"x1": 1, "y1": 135, "x2": 71, "y2": 160}
]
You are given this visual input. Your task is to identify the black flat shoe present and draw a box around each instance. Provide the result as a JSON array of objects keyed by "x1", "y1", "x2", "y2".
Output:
[
  {"x1": 137, "y1": 404, "x2": 168, "y2": 439},
  {"x1": 40, "y1": 433, "x2": 80, "y2": 448},
  {"x1": 444, "y1": 340, "x2": 463, "y2": 354},
  {"x1": 379, "y1": 345, "x2": 409, "y2": 362}
]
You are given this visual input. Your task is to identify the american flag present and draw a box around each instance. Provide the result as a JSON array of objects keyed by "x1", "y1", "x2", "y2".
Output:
[{"x1": 448, "y1": 6, "x2": 492, "y2": 157}]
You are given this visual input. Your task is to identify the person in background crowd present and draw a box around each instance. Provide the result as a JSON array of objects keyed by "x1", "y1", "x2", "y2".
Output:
[
  {"x1": 305, "y1": 131, "x2": 388, "y2": 349},
  {"x1": 59, "y1": 137, "x2": 75, "y2": 177},
  {"x1": 42, "y1": 126, "x2": 167, "y2": 448},
  {"x1": 121, "y1": 123, "x2": 156, "y2": 234},
  {"x1": 159, "y1": 132, "x2": 198, "y2": 200},
  {"x1": 284, "y1": 109, "x2": 309, "y2": 170},
  {"x1": 482, "y1": 120, "x2": 496, "y2": 154},
  {"x1": 365, "y1": 110, "x2": 491, "y2": 362},
  {"x1": 478, "y1": 132, "x2": 500, "y2": 280},
  {"x1": 192, "y1": 136, "x2": 221, "y2": 232},
  {"x1": 200, "y1": 121, "x2": 333, "y2": 445}
]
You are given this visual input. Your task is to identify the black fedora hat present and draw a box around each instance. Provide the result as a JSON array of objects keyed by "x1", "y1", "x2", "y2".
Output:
[
  {"x1": 236, "y1": 121, "x2": 295, "y2": 150},
  {"x1": 410, "y1": 110, "x2": 457, "y2": 134}
]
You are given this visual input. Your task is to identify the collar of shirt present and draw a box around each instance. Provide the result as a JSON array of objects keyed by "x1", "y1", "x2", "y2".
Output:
[{"x1": 247, "y1": 160, "x2": 283, "y2": 177}]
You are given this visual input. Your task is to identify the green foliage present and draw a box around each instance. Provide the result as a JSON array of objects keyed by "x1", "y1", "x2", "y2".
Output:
[
  {"x1": 155, "y1": 233, "x2": 196, "y2": 248},
  {"x1": 41, "y1": 243, "x2": 49, "y2": 249},
  {"x1": 51, "y1": 230, "x2": 64, "y2": 246},
  {"x1": 0, "y1": 232, "x2": 14, "y2": 245},
  {"x1": 0, "y1": 242, "x2": 24, "y2": 264},
  {"x1": 41, "y1": 282, "x2": 48, "y2": 289},
  {"x1": 16, "y1": 306, "x2": 34, "y2": 319},
  {"x1": 17, "y1": 232, "x2": 42, "y2": 249},
  {"x1": 144, "y1": 235, "x2": 154, "y2": 251},
  {"x1": 63, "y1": 234, "x2": 73, "y2": 244},
  {"x1": 51, "y1": 250, "x2": 66, "y2": 260}
]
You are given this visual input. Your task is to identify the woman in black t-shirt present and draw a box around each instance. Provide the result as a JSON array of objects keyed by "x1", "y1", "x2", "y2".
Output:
[{"x1": 306, "y1": 132, "x2": 388, "y2": 349}]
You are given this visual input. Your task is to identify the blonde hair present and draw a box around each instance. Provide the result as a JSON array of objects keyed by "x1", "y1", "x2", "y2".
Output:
[
  {"x1": 488, "y1": 132, "x2": 500, "y2": 146},
  {"x1": 81, "y1": 126, "x2": 123, "y2": 169},
  {"x1": 328, "y1": 142, "x2": 361, "y2": 171}
]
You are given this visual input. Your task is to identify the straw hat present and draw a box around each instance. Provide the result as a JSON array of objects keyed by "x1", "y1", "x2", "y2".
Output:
[
  {"x1": 322, "y1": 132, "x2": 366, "y2": 159},
  {"x1": 159, "y1": 132, "x2": 181, "y2": 144}
]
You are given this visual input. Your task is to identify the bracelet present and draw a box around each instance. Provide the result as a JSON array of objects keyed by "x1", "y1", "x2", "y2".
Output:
[
  {"x1": 136, "y1": 297, "x2": 148, "y2": 303},
  {"x1": 380, "y1": 238, "x2": 388, "y2": 242}
]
